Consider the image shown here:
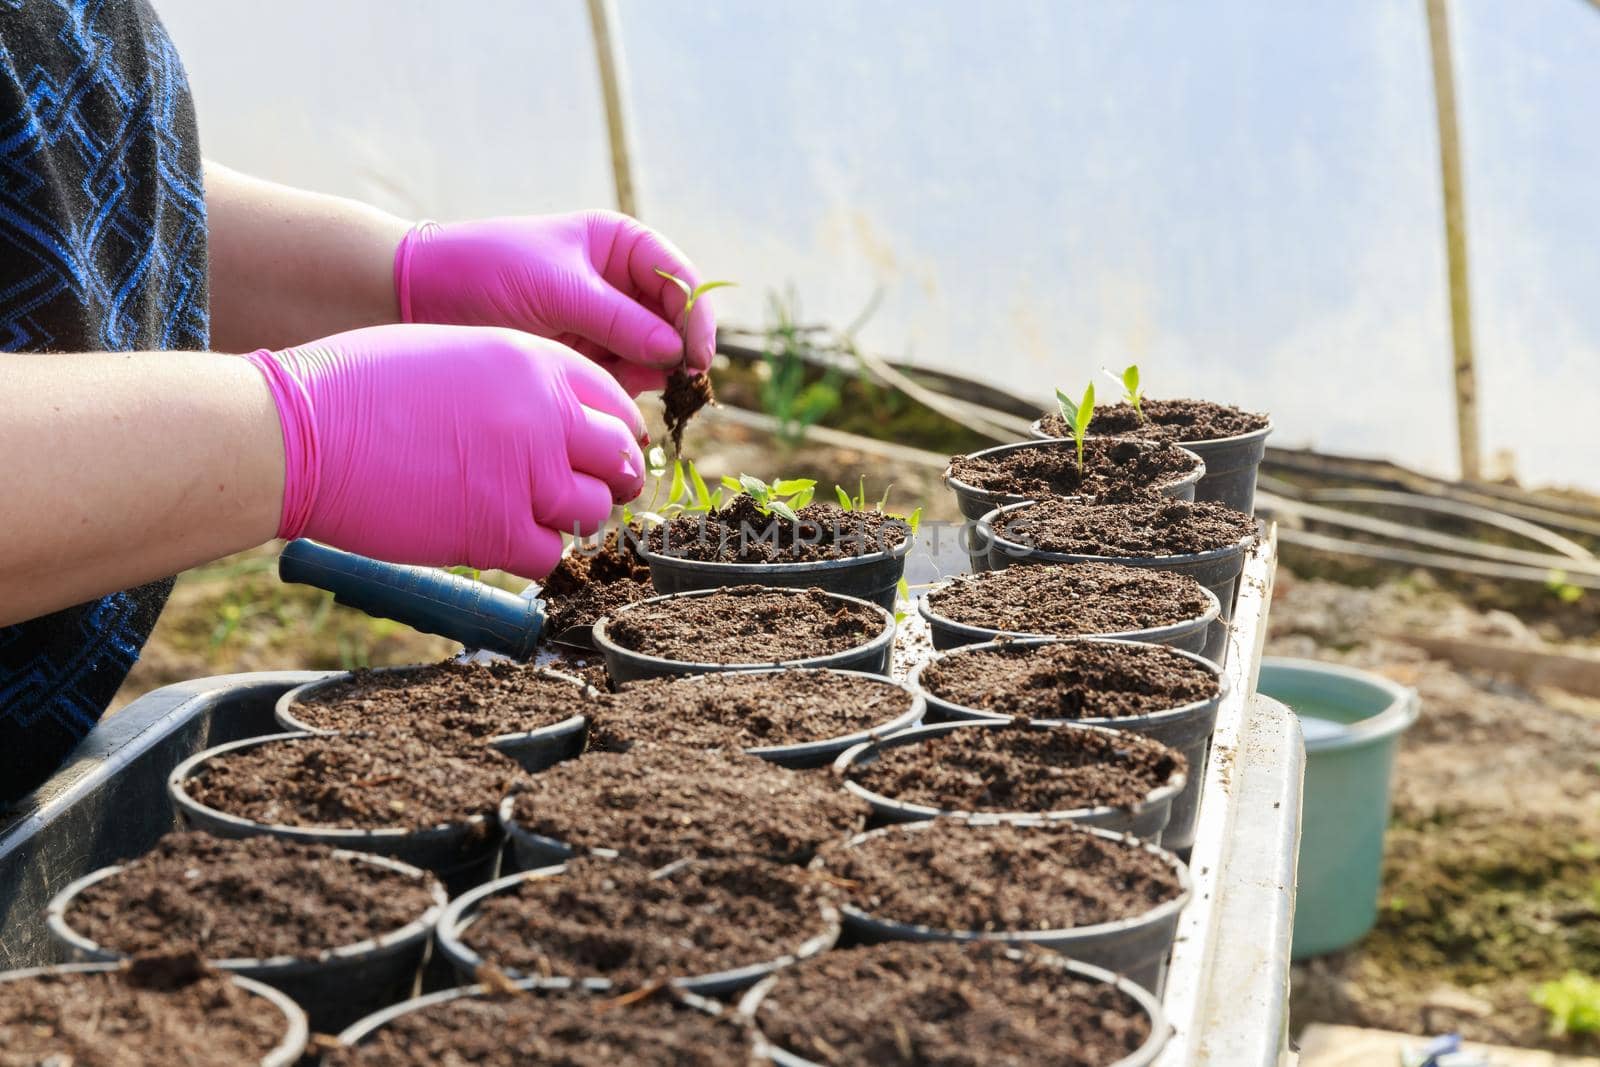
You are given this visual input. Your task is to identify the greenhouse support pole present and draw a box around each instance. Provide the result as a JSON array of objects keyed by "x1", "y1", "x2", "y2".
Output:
[
  {"x1": 1424, "y1": 0, "x2": 1482, "y2": 482},
  {"x1": 586, "y1": 0, "x2": 639, "y2": 218}
]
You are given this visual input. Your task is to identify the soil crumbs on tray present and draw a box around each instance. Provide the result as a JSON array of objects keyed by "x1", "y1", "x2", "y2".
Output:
[
  {"x1": 591, "y1": 669, "x2": 914, "y2": 751},
  {"x1": 0, "y1": 952, "x2": 286, "y2": 1065},
  {"x1": 646, "y1": 495, "x2": 909, "y2": 563},
  {"x1": 603, "y1": 585, "x2": 884, "y2": 663},
  {"x1": 994, "y1": 497, "x2": 1258, "y2": 557},
  {"x1": 1039, "y1": 396, "x2": 1269, "y2": 443},
  {"x1": 822, "y1": 820, "x2": 1181, "y2": 930},
  {"x1": 926, "y1": 561, "x2": 1213, "y2": 635},
  {"x1": 755, "y1": 941, "x2": 1151, "y2": 1067},
  {"x1": 66, "y1": 832, "x2": 441, "y2": 961},
  {"x1": 539, "y1": 529, "x2": 655, "y2": 637},
  {"x1": 183, "y1": 733, "x2": 520, "y2": 832},
  {"x1": 845, "y1": 724, "x2": 1183, "y2": 813},
  {"x1": 508, "y1": 744, "x2": 866, "y2": 865},
  {"x1": 919, "y1": 640, "x2": 1218, "y2": 719},
  {"x1": 947, "y1": 437, "x2": 1198, "y2": 502},
  {"x1": 461, "y1": 856, "x2": 834, "y2": 987},
  {"x1": 289, "y1": 661, "x2": 593, "y2": 741},
  {"x1": 323, "y1": 990, "x2": 758, "y2": 1067}
]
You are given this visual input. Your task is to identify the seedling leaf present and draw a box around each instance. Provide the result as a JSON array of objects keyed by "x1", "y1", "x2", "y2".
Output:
[
  {"x1": 768, "y1": 500, "x2": 799, "y2": 523},
  {"x1": 836, "y1": 485, "x2": 853, "y2": 509}
]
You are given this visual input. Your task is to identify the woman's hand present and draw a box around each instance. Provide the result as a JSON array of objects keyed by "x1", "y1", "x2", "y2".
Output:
[
  {"x1": 248, "y1": 324, "x2": 645, "y2": 578},
  {"x1": 394, "y1": 211, "x2": 718, "y2": 397}
]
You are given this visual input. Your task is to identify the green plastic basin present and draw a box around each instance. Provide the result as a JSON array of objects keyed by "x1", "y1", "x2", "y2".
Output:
[{"x1": 1257, "y1": 658, "x2": 1418, "y2": 960}]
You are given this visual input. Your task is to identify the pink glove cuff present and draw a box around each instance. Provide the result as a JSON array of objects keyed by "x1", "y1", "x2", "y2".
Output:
[
  {"x1": 392, "y1": 221, "x2": 441, "y2": 324},
  {"x1": 244, "y1": 349, "x2": 320, "y2": 541}
]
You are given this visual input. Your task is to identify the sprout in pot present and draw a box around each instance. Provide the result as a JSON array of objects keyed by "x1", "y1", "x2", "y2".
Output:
[
  {"x1": 918, "y1": 561, "x2": 1218, "y2": 654},
  {"x1": 500, "y1": 743, "x2": 868, "y2": 870},
  {"x1": 943, "y1": 435, "x2": 1203, "y2": 523},
  {"x1": 654, "y1": 270, "x2": 736, "y2": 457},
  {"x1": 817, "y1": 819, "x2": 1190, "y2": 994},
  {"x1": 0, "y1": 954, "x2": 307, "y2": 1067},
  {"x1": 1033, "y1": 365, "x2": 1273, "y2": 512},
  {"x1": 436, "y1": 856, "x2": 840, "y2": 995},
  {"x1": 48, "y1": 832, "x2": 446, "y2": 1033},
  {"x1": 588, "y1": 668, "x2": 922, "y2": 769},
  {"x1": 325, "y1": 985, "x2": 759, "y2": 1066},
  {"x1": 746, "y1": 941, "x2": 1165, "y2": 1067}
]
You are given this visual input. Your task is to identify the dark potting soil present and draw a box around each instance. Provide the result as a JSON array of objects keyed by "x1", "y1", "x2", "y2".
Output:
[
  {"x1": 926, "y1": 561, "x2": 1213, "y2": 636},
  {"x1": 947, "y1": 438, "x2": 1199, "y2": 502},
  {"x1": 754, "y1": 941, "x2": 1151, "y2": 1067},
  {"x1": 323, "y1": 990, "x2": 759, "y2": 1067},
  {"x1": 920, "y1": 640, "x2": 1219, "y2": 720},
  {"x1": 602, "y1": 585, "x2": 885, "y2": 663},
  {"x1": 994, "y1": 496, "x2": 1259, "y2": 557},
  {"x1": 507, "y1": 743, "x2": 867, "y2": 865},
  {"x1": 646, "y1": 496, "x2": 909, "y2": 563},
  {"x1": 844, "y1": 724, "x2": 1184, "y2": 813},
  {"x1": 540, "y1": 529, "x2": 655, "y2": 637},
  {"x1": 1039, "y1": 396, "x2": 1270, "y2": 443},
  {"x1": 289, "y1": 661, "x2": 594, "y2": 741},
  {"x1": 0, "y1": 953, "x2": 287, "y2": 1065},
  {"x1": 460, "y1": 856, "x2": 835, "y2": 987},
  {"x1": 184, "y1": 733, "x2": 521, "y2": 832},
  {"x1": 822, "y1": 820, "x2": 1181, "y2": 931},
  {"x1": 589, "y1": 669, "x2": 915, "y2": 752},
  {"x1": 663, "y1": 368, "x2": 714, "y2": 455},
  {"x1": 66, "y1": 832, "x2": 441, "y2": 961}
]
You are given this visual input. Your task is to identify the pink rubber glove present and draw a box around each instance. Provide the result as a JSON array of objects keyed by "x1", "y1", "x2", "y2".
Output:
[
  {"x1": 393, "y1": 210, "x2": 717, "y2": 397},
  {"x1": 245, "y1": 324, "x2": 645, "y2": 578}
]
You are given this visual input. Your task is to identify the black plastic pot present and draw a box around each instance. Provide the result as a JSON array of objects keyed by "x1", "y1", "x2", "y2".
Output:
[
  {"x1": 274, "y1": 666, "x2": 596, "y2": 773},
  {"x1": 943, "y1": 438, "x2": 1204, "y2": 523},
  {"x1": 908, "y1": 637, "x2": 1228, "y2": 852},
  {"x1": 168, "y1": 733, "x2": 503, "y2": 895},
  {"x1": 831, "y1": 719, "x2": 1183, "y2": 844},
  {"x1": 591, "y1": 587, "x2": 897, "y2": 687},
  {"x1": 739, "y1": 948, "x2": 1169, "y2": 1067},
  {"x1": 638, "y1": 532, "x2": 912, "y2": 612},
  {"x1": 45, "y1": 852, "x2": 447, "y2": 1034},
  {"x1": 1031, "y1": 417, "x2": 1273, "y2": 514},
  {"x1": 0, "y1": 961, "x2": 309, "y2": 1067},
  {"x1": 496, "y1": 793, "x2": 614, "y2": 871},
  {"x1": 820, "y1": 819, "x2": 1190, "y2": 996},
  {"x1": 613, "y1": 668, "x2": 925, "y2": 771},
  {"x1": 978, "y1": 500, "x2": 1254, "y2": 663},
  {"x1": 433, "y1": 862, "x2": 841, "y2": 997},
  {"x1": 916, "y1": 576, "x2": 1219, "y2": 656}
]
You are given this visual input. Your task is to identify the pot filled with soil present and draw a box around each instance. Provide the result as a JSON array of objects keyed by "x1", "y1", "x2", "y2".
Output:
[
  {"x1": 918, "y1": 561, "x2": 1218, "y2": 655},
  {"x1": 329, "y1": 985, "x2": 759, "y2": 1066},
  {"x1": 979, "y1": 496, "x2": 1259, "y2": 662},
  {"x1": 943, "y1": 438, "x2": 1204, "y2": 523},
  {"x1": 640, "y1": 494, "x2": 912, "y2": 610},
  {"x1": 45, "y1": 832, "x2": 447, "y2": 1033},
  {"x1": 1033, "y1": 397, "x2": 1272, "y2": 513},
  {"x1": 170, "y1": 732, "x2": 521, "y2": 894},
  {"x1": 832, "y1": 719, "x2": 1185, "y2": 843},
  {"x1": 741, "y1": 941, "x2": 1166, "y2": 1067},
  {"x1": 911, "y1": 637, "x2": 1226, "y2": 850},
  {"x1": 0, "y1": 956, "x2": 308, "y2": 1067},
  {"x1": 816, "y1": 819, "x2": 1190, "y2": 995},
  {"x1": 588, "y1": 668, "x2": 923, "y2": 769},
  {"x1": 498, "y1": 743, "x2": 868, "y2": 870},
  {"x1": 538, "y1": 527, "x2": 656, "y2": 645},
  {"x1": 434, "y1": 856, "x2": 840, "y2": 996},
  {"x1": 275, "y1": 661, "x2": 599, "y2": 773},
  {"x1": 592, "y1": 585, "x2": 896, "y2": 686}
]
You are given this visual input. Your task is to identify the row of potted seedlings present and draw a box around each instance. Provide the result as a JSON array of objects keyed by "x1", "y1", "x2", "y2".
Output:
[{"x1": 3, "y1": 384, "x2": 1270, "y2": 1064}]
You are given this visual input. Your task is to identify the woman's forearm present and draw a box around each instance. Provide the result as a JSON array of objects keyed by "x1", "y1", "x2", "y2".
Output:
[
  {"x1": 204, "y1": 160, "x2": 409, "y2": 352},
  {"x1": 0, "y1": 351, "x2": 283, "y2": 625}
]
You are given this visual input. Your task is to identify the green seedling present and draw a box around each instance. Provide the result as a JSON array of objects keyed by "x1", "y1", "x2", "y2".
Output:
[
  {"x1": 720, "y1": 474, "x2": 815, "y2": 523},
  {"x1": 654, "y1": 269, "x2": 737, "y2": 333},
  {"x1": 834, "y1": 477, "x2": 923, "y2": 535},
  {"x1": 1532, "y1": 971, "x2": 1600, "y2": 1037},
  {"x1": 1055, "y1": 383, "x2": 1096, "y2": 474},
  {"x1": 893, "y1": 577, "x2": 912, "y2": 625},
  {"x1": 622, "y1": 447, "x2": 723, "y2": 526},
  {"x1": 1103, "y1": 363, "x2": 1145, "y2": 423}
]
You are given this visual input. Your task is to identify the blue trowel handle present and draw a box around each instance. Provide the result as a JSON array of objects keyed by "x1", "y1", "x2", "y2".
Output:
[{"x1": 278, "y1": 540, "x2": 544, "y2": 660}]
